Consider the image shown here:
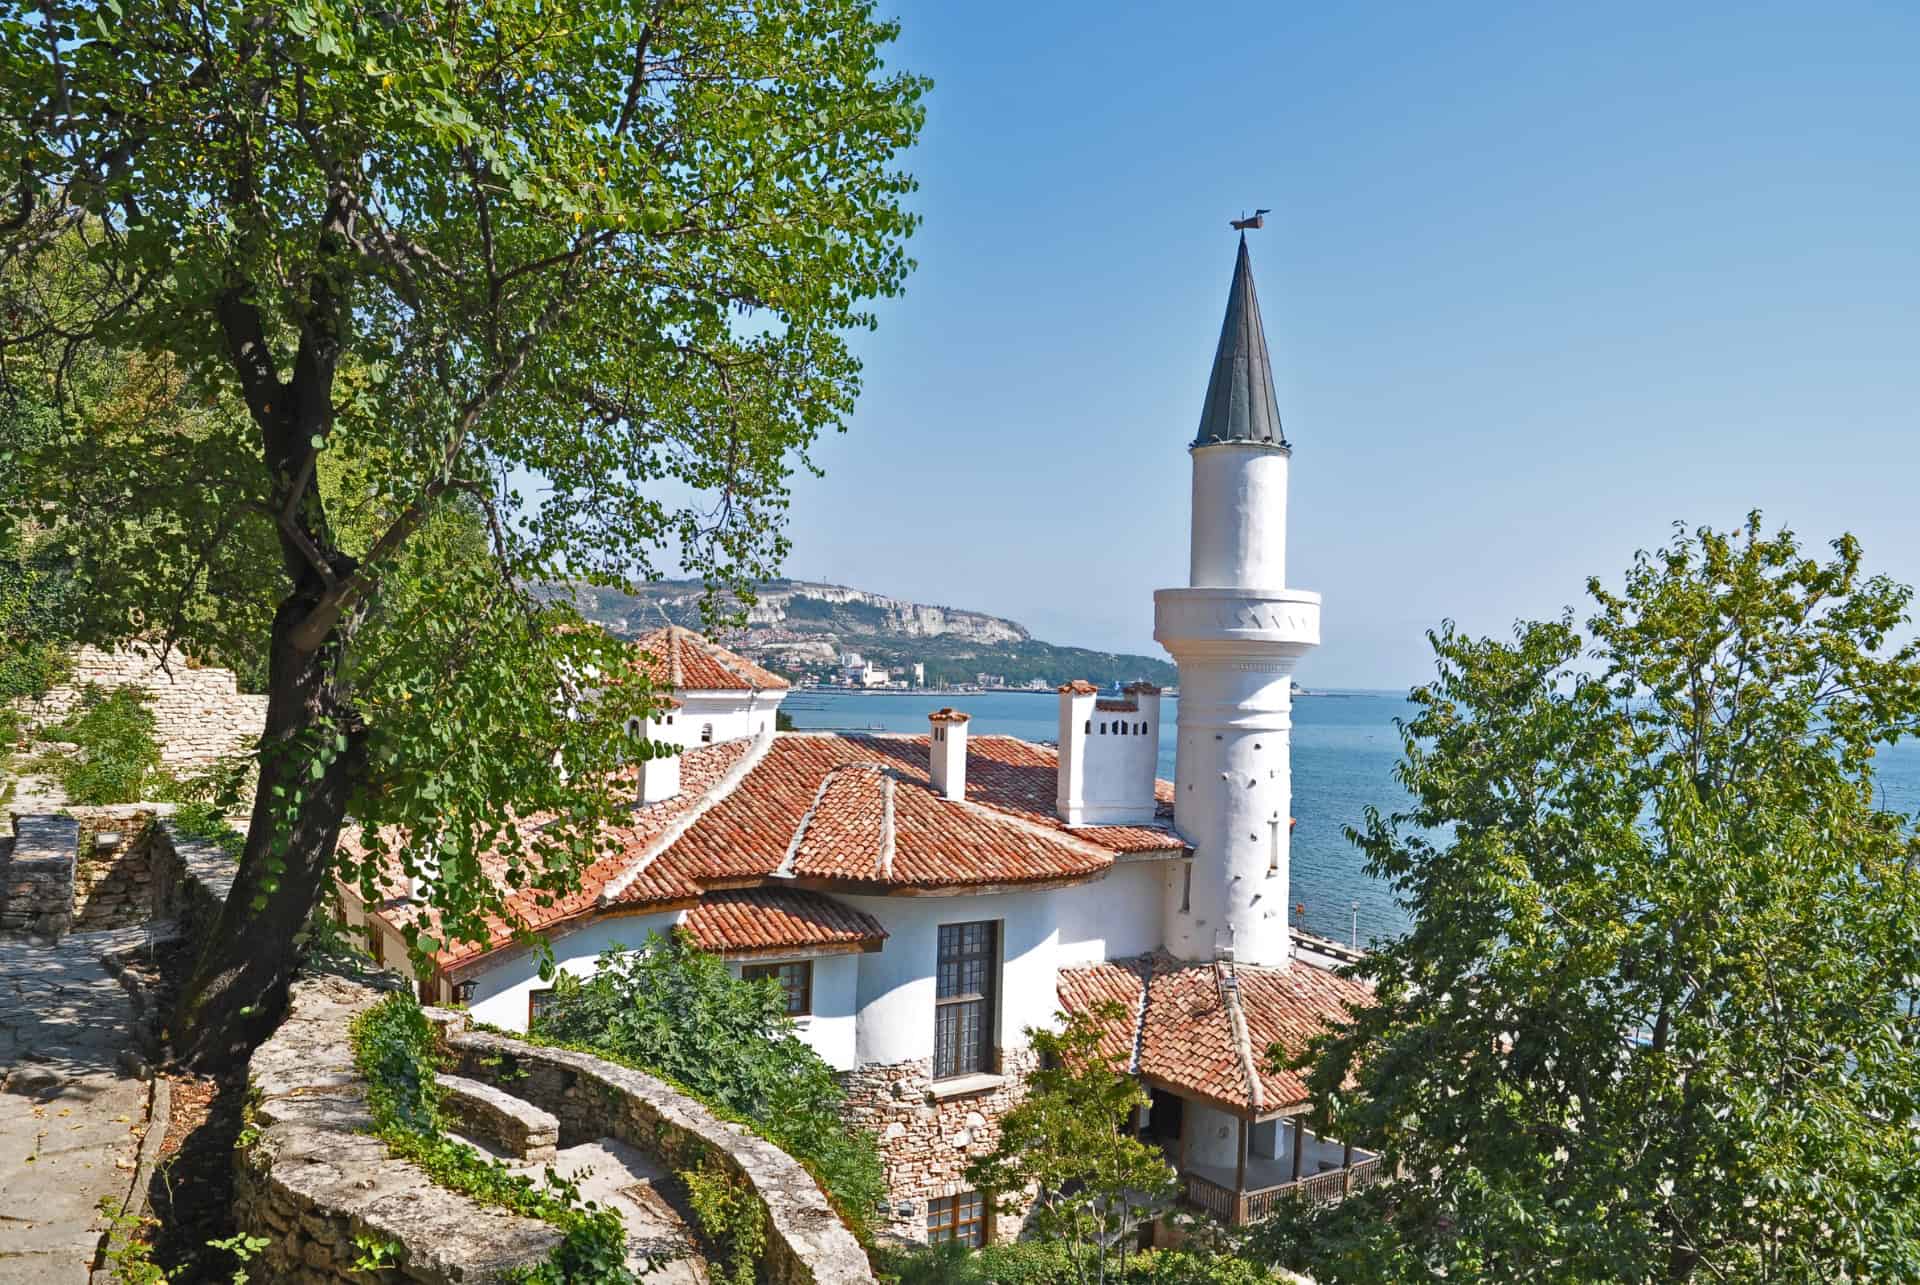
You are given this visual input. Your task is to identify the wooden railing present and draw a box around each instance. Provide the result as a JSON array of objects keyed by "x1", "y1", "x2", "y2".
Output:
[{"x1": 1183, "y1": 1156, "x2": 1387, "y2": 1226}]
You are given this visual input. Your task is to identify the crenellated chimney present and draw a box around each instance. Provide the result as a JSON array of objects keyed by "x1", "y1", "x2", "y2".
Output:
[
  {"x1": 928, "y1": 708, "x2": 970, "y2": 801},
  {"x1": 1056, "y1": 680, "x2": 1160, "y2": 826}
]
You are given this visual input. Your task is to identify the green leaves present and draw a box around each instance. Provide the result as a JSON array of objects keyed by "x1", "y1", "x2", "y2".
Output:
[
  {"x1": 1268, "y1": 516, "x2": 1920, "y2": 1283},
  {"x1": 0, "y1": 0, "x2": 925, "y2": 1059},
  {"x1": 965, "y1": 1003, "x2": 1178, "y2": 1280},
  {"x1": 528, "y1": 932, "x2": 887, "y2": 1243}
]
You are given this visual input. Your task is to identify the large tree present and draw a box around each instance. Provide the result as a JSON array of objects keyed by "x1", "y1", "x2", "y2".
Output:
[
  {"x1": 0, "y1": 0, "x2": 924, "y2": 1066},
  {"x1": 1258, "y1": 516, "x2": 1920, "y2": 1283}
]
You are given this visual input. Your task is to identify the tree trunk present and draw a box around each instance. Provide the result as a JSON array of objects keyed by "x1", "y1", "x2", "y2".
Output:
[{"x1": 173, "y1": 581, "x2": 365, "y2": 1071}]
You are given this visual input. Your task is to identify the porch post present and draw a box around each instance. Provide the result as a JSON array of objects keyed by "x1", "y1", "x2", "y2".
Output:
[
  {"x1": 1234, "y1": 1116, "x2": 1248, "y2": 1195},
  {"x1": 1290, "y1": 1116, "x2": 1304, "y2": 1182},
  {"x1": 1342, "y1": 1138, "x2": 1354, "y2": 1194}
]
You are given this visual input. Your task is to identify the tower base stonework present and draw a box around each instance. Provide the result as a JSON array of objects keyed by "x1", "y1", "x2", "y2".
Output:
[{"x1": 837, "y1": 1048, "x2": 1038, "y2": 1244}]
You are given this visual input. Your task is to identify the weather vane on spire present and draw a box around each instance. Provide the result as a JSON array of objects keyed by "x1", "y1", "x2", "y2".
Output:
[{"x1": 1230, "y1": 208, "x2": 1271, "y2": 231}]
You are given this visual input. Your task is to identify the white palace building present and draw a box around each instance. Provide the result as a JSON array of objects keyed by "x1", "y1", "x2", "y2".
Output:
[{"x1": 340, "y1": 236, "x2": 1380, "y2": 1245}]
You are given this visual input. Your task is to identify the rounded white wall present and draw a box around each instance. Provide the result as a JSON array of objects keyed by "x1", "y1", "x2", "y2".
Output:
[
  {"x1": 842, "y1": 873, "x2": 1165, "y2": 1069},
  {"x1": 1188, "y1": 443, "x2": 1290, "y2": 590},
  {"x1": 461, "y1": 911, "x2": 684, "y2": 1032},
  {"x1": 1162, "y1": 661, "x2": 1296, "y2": 967}
]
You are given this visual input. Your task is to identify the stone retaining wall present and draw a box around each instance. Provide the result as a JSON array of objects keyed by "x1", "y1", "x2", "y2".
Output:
[
  {"x1": 445, "y1": 1021, "x2": 877, "y2": 1285},
  {"x1": 13, "y1": 644, "x2": 267, "y2": 772},
  {"x1": 150, "y1": 818, "x2": 240, "y2": 942},
  {"x1": 236, "y1": 975, "x2": 564, "y2": 1284},
  {"x1": 838, "y1": 1050, "x2": 1039, "y2": 1243},
  {"x1": 68, "y1": 804, "x2": 169, "y2": 929},
  {"x1": 0, "y1": 813, "x2": 78, "y2": 937}
]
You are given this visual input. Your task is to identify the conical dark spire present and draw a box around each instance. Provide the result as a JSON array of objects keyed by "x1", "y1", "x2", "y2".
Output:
[{"x1": 1193, "y1": 235, "x2": 1287, "y2": 449}]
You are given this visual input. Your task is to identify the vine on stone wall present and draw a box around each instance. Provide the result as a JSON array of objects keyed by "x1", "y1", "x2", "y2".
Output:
[
  {"x1": 681, "y1": 1153, "x2": 768, "y2": 1285},
  {"x1": 346, "y1": 993, "x2": 639, "y2": 1284}
]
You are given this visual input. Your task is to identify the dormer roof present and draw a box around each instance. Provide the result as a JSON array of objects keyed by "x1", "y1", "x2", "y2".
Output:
[
  {"x1": 1194, "y1": 236, "x2": 1288, "y2": 450},
  {"x1": 630, "y1": 625, "x2": 790, "y2": 693}
]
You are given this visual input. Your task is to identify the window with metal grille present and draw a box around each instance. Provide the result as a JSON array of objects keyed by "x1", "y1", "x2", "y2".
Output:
[
  {"x1": 742, "y1": 960, "x2": 813, "y2": 1017},
  {"x1": 926, "y1": 1192, "x2": 987, "y2": 1247},
  {"x1": 528, "y1": 987, "x2": 558, "y2": 1028},
  {"x1": 934, "y1": 921, "x2": 997, "y2": 1079}
]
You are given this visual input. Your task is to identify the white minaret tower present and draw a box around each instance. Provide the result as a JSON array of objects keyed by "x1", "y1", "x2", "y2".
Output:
[{"x1": 1154, "y1": 234, "x2": 1321, "y2": 968}]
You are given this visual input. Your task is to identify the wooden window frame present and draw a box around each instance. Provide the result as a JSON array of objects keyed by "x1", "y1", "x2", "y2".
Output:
[
  {"x1": 926, "y1": 1191, "x2": 988, "y2": 1247},
  {"x1": 742, "y1": 960, "x2": 813, "y2": 1017},
  {"x1": 934, "y1": 920, "x2": 998, "y2": 1080},
  {"x1": 528, "y1": 986, "x2": 558, "y2": 1028}
]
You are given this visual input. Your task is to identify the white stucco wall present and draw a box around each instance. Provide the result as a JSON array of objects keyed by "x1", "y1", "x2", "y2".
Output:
[
  {"x1": 678, "y1": 689, "x2": 786, "y2": 747},
  {"x1": 1188, "y1": 442, "x2": 1290, "y2": 590},
  {"x1": 1055, "y1": 689, "x2": 1160, "y2": 826},
  {"x1": 727, "y1": 951, "x2": 860, "y2": 1071},
  {"x1": 459, "y1": 911, "x2": 684, "y2": 1032},
  {"x1": 844, "y1": 869, "x2": 1168, "y2": 1068},
  {"x1": 1054, "y1": 861, "x2": 1165, "y2": 969}
]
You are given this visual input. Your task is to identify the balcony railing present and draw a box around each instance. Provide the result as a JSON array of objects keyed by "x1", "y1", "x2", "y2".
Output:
[{"x1": 1182, "y1": 1157, "x2": 1386, "y2": 1226}]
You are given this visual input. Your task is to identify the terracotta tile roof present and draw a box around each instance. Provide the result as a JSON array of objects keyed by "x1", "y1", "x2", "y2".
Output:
[
  {"x1": 1058, "y1": 679, "x2": 1100, "y2": 695},
  {"x1": 369, "y1": 730, "x2": 1189, "y2": 971},
  {"x1": 1125, "y1": 682, "x2": 1163, "y2": 695},
  {"x1": 928, "y1": 707, "x2": 971, "y2": 723},
  {"x1": 371, "y1": 738, "x2": 755, "y2": 970},
  {"x1": 630, "y1": 625, "x2": 789, "y2": 692},
  {"x1": 1058, "y1": 952, "x2": 1373, "y2": 1116},
  {"x1": 682, "y1": 887, "x2": 887, "y2": 954},
  {"x1": 1095, "y1": 698, "x2": 1139, "y2": 712}
]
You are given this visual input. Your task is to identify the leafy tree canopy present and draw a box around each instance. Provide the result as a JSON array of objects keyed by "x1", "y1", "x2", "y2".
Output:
[
  {"x1": 965, "y1": 1002, "x2": 1179, "y2": 1282},
  {"x1": 0, "y1": 0, "x2": 925, "y2": 1062},
  {"x1": 1262, "y1": 515, "x2": 1920, "y2": 1283}
]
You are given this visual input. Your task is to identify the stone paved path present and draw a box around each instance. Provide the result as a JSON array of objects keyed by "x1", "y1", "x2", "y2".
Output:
[{"x1": 0, "y1": 928, "x2": 159, "y2": 1283}]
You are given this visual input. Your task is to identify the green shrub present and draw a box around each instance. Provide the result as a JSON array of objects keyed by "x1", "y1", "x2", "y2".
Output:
[
  {"x1": 0, "y1": 639, "x2": 67, "y2": 702},
  {"x1": 530, "y1": 931, "x2": 887, "y2": 1243},
  {"x1": 48, "y1": 683, "x2": 162, "y2": 803},
  {"x1": 875, "y1": 1241, "x2": 1292, "y2": 1285},
  {"x1": 682, "y1": 1157, "x2": 767, "y2": 1285}
]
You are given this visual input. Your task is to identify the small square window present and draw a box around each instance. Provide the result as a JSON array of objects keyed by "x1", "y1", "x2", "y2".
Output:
[
  {"x1": 742, "y1": 960, "x2": 813, "y2": 1017},
  {"x1": 927, "y1": 1192, "x2": 987, "y2": 1247},
  {"x1": 528, "y1": 987, "x2": 558, "y2": 1028}
]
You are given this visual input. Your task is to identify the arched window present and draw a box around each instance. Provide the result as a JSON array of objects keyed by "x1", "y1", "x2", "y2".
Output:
[
  {"x1": 701, "y1": 723, "x2": 714, "y2": 744},
  {"x1": 1084, "y1": 719, "x2": 1091, "y2": 734},
  {"x1": 1099, "y1": 722, "x2": 1107, "y2": 734}
]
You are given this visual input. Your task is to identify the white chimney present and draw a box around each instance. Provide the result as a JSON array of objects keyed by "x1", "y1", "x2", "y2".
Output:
[
  {"x1": 1056, "y1": 680, "x2": 1160, "y2": 826},
  {"x1": 928, "y1": 708, "x2": 970, "y2": 801},
  {"x1": 634, "y1": 699, "x2": 684, "y2": 805}
]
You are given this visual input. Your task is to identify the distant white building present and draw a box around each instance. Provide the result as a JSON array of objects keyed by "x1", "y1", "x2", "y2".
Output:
[
  {"x1": 911, "y1": 662, "x2": 926, "y2": 686},
  {"x1": 339, "y1": 235, "x2": 1375, "y2": 1247}
]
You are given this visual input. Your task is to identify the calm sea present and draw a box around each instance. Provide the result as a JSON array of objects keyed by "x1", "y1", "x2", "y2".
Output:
[{"x1": 783, "y1": 689, "x2": 1920, "y2": 948}]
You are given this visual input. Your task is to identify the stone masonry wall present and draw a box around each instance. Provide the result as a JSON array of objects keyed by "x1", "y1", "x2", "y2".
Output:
[
  {"x1": 0, "y1": 813, "x2": 78, "y2": 937},
  {"x1": 236, "y1": 975, "x2": 564, "y2": 1284},
  {"x1": 68, "y1": 805, "x2": 167, "y2": 929},
  {"x1": 838, "y1": 1048, "x2": 1039, "y2": 1244},
  {"x1": 446, "y1": 1023, "x2": 877, "y2": 1285},
  {"x1": 14, "y1": 644, "x2": 267, "y2": 772},
  {"x1": 150, "y1": 819, "x2": 238, "y2": 943}
]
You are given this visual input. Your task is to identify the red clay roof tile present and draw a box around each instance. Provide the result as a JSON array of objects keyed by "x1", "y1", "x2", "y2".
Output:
[
  {"x1": 682, "y1": 887, "x2": 887, "y2": 953},
  {"x1": 630, "y1": 625, "x2": 790, "y2": 692},
  {"x1": 1059, "y1": 952, "x2": 1372, "y2": 1116}
]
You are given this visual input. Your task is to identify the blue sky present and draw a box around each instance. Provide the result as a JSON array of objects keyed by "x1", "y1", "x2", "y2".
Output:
[{"x1": 770, "y1": 0, "x2": 1920, "y2": 689}]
